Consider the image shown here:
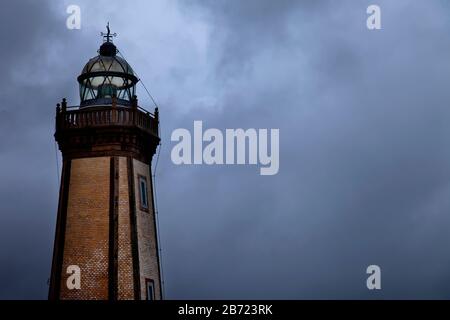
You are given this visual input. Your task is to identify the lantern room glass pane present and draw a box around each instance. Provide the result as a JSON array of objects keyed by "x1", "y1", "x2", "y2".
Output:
[{"x1": 78, "y1": 53, "x2": 137, "y2": 105}]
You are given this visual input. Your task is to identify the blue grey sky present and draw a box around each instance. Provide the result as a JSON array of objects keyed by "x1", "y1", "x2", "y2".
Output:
[{"x1": 1, "y1": 0, "x2": 450, "y2": 299}]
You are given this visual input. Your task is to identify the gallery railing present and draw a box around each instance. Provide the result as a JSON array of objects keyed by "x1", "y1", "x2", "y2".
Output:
[{"x1": 55, "y1": 99, "x2": 159, "y2": 137}]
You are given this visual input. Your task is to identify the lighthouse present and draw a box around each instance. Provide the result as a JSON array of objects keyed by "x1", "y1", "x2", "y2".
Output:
[{"x1": 49, "y1": 25, "x2": 162, "y2": 300}]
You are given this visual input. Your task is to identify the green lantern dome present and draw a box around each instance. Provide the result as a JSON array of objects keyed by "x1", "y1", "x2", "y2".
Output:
[{"x1": 77, "y1": 24, "x2": 138, "y2": 107}]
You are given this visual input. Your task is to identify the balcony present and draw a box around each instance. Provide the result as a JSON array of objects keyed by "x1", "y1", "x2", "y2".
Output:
[
  {"x1": 55, "y1": 101, "x2": 159, "y2": 138},
  {"x1": 54, "y1": 99, "x2": 160, "y2": 161}
]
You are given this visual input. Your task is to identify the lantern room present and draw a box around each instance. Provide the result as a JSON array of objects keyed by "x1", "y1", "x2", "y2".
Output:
[{"x1": 77, "y1": 24, "x2": 138, "y2": 107}]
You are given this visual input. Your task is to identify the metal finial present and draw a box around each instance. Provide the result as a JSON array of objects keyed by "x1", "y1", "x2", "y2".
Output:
[{"x1": 101, "y1": 22, "x2": 117, "y2": 43}]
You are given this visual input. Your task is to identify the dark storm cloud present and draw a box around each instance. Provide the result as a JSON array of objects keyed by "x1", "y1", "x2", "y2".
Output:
[
  {"x1": 0, "y1": 0, "x2": 91, "y2": 299},
  {"x1": 2, "y1": 0, "x2": 450, "y2": 299},
  {"x1": 158, "y1": 0, "x2": 450, "y2": 299}
]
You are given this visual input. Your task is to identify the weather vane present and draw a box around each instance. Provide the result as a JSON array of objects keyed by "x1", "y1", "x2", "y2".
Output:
[{"x1": 101, "y1": 22, "x2": 117, "y2": 42}]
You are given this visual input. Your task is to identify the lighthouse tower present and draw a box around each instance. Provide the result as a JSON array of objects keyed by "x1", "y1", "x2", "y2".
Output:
[{"x1": 49, "y1": 26, "x2": 162, "y2": 300}]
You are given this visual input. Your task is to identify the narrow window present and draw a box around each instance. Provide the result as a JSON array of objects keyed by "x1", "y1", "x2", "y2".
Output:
[
  {"x1": 139, "y1": 175, "x2": 149, "y2": 210},
  {"x1": 146, "y1": 279, "x2": 155, "y2": 300}
]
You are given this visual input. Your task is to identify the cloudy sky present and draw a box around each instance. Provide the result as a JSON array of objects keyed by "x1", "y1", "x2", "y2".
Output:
[{"x1": 1, "y1": 0, "x2": 450, "y2": 299}]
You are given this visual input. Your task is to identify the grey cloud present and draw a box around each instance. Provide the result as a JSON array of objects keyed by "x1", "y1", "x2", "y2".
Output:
[
  {"x1": 2, "y1": 0, "x2": 450, "y2": 299},
  {"x1": 160, "y1": 0, "x2": 450, "y2": 299}
]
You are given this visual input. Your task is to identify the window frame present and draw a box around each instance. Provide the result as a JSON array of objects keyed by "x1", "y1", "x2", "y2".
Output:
[
  {"x1": 145, "y1": 278, "x2": 155, "y2": 300},
  {"x1": 138, "y1": 174, "x2": 149, "y2": 211}
]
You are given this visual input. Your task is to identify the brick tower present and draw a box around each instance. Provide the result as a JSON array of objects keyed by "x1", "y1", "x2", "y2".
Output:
[{"x1": 49, "y1": 26, "x2": 162, "y2": 300}]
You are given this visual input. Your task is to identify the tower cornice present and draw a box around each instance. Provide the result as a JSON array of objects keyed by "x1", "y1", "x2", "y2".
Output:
[{"x1": 54, "y1": 99, "x2": 160, "y2": 164}]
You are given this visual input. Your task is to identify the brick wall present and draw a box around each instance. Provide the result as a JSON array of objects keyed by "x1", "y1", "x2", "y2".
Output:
[
  {"x1": 117, "y1": 157, "x2": 135, "y2": 299},
  {"x1": 133, "y1": 159, "x2": 161, "y2": 300},
  {"x1": 60, "y1": 157, "x2": 110, "y2": 300},
  {"x1": 55, "y1": 156, "x2": 160, "y2": 300}
]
